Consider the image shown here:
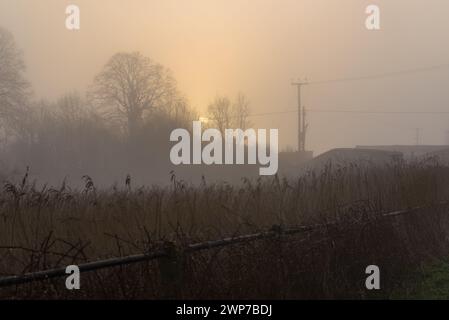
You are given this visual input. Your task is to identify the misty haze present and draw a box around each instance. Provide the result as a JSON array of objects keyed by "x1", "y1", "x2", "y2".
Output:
[{"x1": 1, "y1": 0, "x2": 449, "y2": 301}]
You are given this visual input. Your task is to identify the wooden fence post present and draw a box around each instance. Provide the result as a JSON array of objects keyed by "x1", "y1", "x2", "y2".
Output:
[{"x1": 157, "y1": 241, "x2": 184, "y2": 299}]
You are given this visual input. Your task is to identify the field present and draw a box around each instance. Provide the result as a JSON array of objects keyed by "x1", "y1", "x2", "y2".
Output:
[{"x1": 1, "y1": 161, "x2": 449, "y2": 299}]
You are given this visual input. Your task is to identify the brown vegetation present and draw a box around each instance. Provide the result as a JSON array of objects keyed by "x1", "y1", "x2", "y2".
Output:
[{"x1": 1, "y1": 161, "x2": 449, "y2": 299}]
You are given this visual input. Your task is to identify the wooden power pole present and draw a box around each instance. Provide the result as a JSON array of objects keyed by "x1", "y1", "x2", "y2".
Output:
[{"x1": 292, "y1": 80, "x2": 308, "y2": 152}]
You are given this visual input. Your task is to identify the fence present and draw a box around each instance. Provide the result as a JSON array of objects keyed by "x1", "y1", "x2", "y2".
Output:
[{"x1": 0, "y1": 201, "x2": 447, "y2": 288}]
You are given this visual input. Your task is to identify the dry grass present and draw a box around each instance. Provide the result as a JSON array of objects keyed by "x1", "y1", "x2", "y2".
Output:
[{"x1": 1, "y1": 160, "x2": 449, "y2": 299}]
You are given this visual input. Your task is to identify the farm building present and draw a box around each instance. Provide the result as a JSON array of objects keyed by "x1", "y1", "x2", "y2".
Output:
[
  {"x1": 356, "y1": 145, "x2": 449, "y2": 160},
  {"x1": 419, "y1": 147, "x2": 449, "y2": 164},
  {"x1": 302, "y1": 148, "x2": 403, "y2": 173}
]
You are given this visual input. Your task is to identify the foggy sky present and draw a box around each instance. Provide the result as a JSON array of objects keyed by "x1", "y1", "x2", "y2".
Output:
[{"x1": 1, "y1": 0, "x2": 449, "y2": 154}]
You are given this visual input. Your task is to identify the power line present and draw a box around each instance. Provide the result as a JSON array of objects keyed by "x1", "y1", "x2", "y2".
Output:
[
  {"x1": 306, "y1": 62, "x2": 449, "y2": 85},
  {"x1": 305, "y1": 109, "x2": 449, "y2": 114},
  {"x1": 209, "y1": 62, "x2": 449, "y2": 120},
  {"x1": 245, "y1": 108, "x2": 449, "y2": 118}
]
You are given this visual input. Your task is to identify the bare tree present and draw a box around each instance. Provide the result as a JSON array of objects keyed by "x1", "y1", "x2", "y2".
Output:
[
  {"x1": 232, "y1": 92, "x2": 251, "y2": 129},
  {"x1": 207, "y1": 96, "x2": 232, "y2": 134},
  {"x1": 208, "y1": 93, "x2": 251, "y2": 132},
  {"x1": 0, "y1": 27, "x2": 30, "y2": 137},
  {"x1": 90, "y1": 52, "x2": 177, "y2": 137},
  {"x1": 164, "y1": 94, "x2": 197, "y2": 127}
]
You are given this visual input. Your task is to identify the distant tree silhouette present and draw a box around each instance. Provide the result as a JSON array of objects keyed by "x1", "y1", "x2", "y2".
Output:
[
  {"x1": 0, "y1": 27, "x2": 30, "y2": 138},
  {"x1": 232, "y1": 92, "x2": 251, "y2": 129},
  {"x1": 207, "y1": 93, "x2": 251, "y2": 133},
  {"x1": 90, "y1": 52, "x2": 178, "y2": 137},
  {"x1": 208, "y1": 96, "x2": 232, "y2": 134}
]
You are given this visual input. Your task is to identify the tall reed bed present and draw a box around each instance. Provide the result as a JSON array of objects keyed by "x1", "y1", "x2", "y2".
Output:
[{"x1": 1, "y1": 160, "x2": 449, "y2": 298}]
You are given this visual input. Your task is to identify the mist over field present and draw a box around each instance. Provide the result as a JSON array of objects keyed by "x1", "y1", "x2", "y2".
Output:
[
  {"x1": 1, "y1": 0, "x2": 449, "y2": 186},
  {"x1": 2, "y1": 1, "x2": 449, "y2": 301}
]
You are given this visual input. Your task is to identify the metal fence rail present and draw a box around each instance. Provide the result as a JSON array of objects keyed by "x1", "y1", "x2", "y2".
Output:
[
  {"x1": 0, "y1": 226, "x2": 323, "y2": 288},
  {"x1": 0, "y1": 201, "x2": 446, "y2": 288}
]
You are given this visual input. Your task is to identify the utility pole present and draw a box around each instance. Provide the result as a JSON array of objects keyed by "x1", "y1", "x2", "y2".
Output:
[
  {"x1": 415, "y1": 128, "x2": 421, "y2": 145},
  {"x1": 302, "y1": 106, "x2": 307, "y2": 151},
  {"x1": 292, "y1": 79, "x2": 308, "y2": 152}
]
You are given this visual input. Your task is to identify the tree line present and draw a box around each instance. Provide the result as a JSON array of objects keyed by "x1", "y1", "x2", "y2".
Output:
[{"x1": 0, "y1": 27, "x2": 251, "y2": 185}]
